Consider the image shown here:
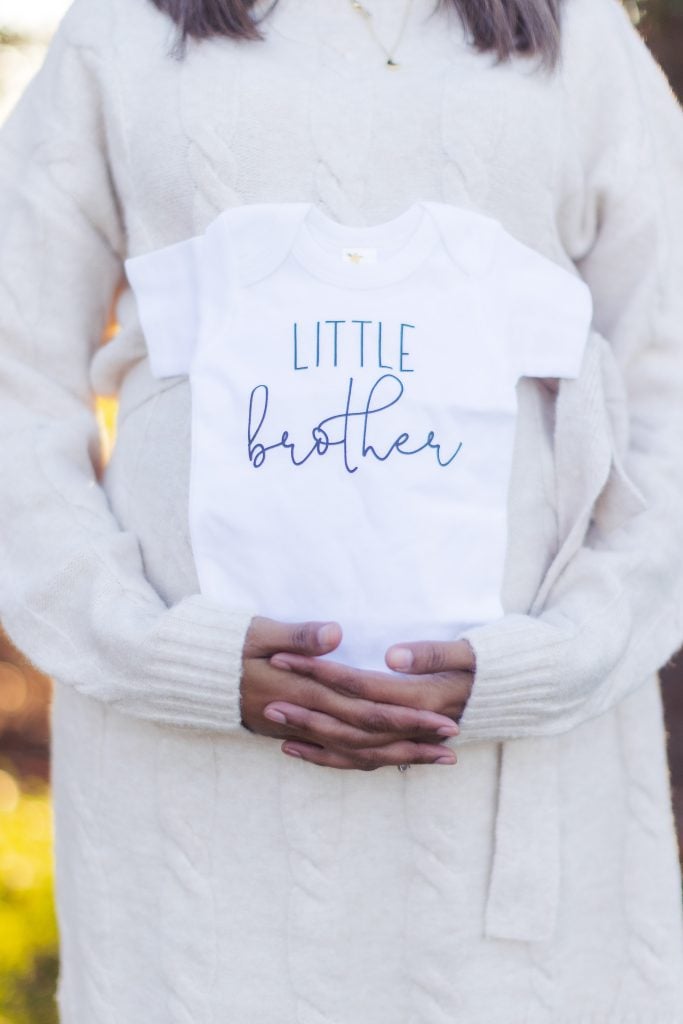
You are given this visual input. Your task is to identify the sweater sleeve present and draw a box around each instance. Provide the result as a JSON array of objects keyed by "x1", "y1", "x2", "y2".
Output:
[
  {"x1": 0, "y1": 4, "x2": 256, "y2": 734},
  {"x1": 456, "y1": 0, "x2": 683, "y2": 742}
]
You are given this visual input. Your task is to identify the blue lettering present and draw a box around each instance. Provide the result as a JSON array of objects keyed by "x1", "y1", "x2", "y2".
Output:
[
  {"x1": 399, "y1": 323, "x2": 414, "y2": 373},
  {"x1": 247, "y1": 376, "x2": 462, "y2": 472},
  {"x1": 293, "y1": 323, "x2": 308, "y2": 371},
  {"x1": 351, "y1": 319, "x2": 371, "y2": 369},
  {"x1": 324, "y1": 320, "x2": 345, "y2": 368},
  {"x1": 377, "y1": 321, "x2": 392, "y2": 370}
]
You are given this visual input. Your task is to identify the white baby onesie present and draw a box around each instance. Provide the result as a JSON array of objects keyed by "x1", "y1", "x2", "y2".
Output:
[{"x1": 125, "y1": 201, "x2": 593, "y2": 671}]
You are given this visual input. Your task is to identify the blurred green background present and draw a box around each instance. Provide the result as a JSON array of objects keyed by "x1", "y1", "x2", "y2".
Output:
[{"x1": 1, "y1": 1, "x2": 683, "y2": 1021}]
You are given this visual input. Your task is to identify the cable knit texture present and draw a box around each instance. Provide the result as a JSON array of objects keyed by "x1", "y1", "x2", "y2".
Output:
[{"x1": 1, "y1": 0, "x2": 683, "y2": 1019}]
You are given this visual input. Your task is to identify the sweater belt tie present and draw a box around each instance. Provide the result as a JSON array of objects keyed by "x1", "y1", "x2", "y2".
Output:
[{"x1": 483, "y1": 331, "x2": 647, "y2": 944}]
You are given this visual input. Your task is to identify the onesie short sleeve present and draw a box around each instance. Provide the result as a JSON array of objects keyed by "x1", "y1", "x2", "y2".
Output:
[
  {"x1": 125, "y1": 235, "x2": 200, "y2": 378},
  {"x1": 500, "y1": 232, "x2": 594, "y2": 381}
]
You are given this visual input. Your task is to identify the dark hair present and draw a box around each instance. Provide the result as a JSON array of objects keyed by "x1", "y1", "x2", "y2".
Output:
[{"x1": 151, "y1": 0, "x2": 563, "y2": 70}]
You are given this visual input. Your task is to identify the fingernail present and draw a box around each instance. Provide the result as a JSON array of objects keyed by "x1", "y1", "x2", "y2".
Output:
[
  {"x1": 437, "y1": 725, "x2": 459, "y2": 737},
  {"x1": 389, "y1": 647, "x2": 413, "y2": 670},
  {"x1": 435, "y1": 755, "x2": 456, "y2": 765},
  {"x1": 317, "y1": 624, "x2": 337, "y2": 647},
  {"x1": 283, "y1": 746, "x2": 302, "y2": 758},
  {"x1": 271, "y1": 656, "x2": 292, "y2": 672},
  {"x1": 264, "y1": 708, "x2": 287, "y2": 724}
]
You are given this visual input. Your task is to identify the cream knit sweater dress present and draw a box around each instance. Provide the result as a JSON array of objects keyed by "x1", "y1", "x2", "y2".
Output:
[{"x1": 1, "y1": 0, "x2": 683, "y2": 1020}]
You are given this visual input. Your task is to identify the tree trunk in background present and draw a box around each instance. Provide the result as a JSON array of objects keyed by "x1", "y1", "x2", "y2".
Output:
[{"x1": 642, "y1": 1, "x2": 683, "y2": 97}]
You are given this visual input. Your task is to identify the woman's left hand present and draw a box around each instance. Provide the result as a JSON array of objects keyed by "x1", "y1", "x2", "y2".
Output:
[{"x1": 266, "y1": 638, "x2": 476, "y2": 769}]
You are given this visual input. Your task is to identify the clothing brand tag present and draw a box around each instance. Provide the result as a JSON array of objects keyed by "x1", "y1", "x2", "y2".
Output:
[{"x1": 341, "y1": 247, "x2": 378, "y2": 265}]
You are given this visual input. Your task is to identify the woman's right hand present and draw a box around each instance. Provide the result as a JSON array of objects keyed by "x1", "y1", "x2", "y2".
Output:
[{"x1": 239, "y1": 616, "x2": 459, "y2": 768}]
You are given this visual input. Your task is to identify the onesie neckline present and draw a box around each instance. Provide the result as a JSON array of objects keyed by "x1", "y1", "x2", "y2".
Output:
[{"x1": 289, "y1": 201, "x2": 442, "y2": 289}]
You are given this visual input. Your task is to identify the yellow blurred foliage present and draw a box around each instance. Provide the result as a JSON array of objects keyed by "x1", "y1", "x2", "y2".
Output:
[
  {"x1": 0, "y1": 765, "x2": 58, "y2": 1023},
  {"x1": 94, "y1": 315, "x2": 120, "y2": 463},
  {"x1": 95, "y1": 395, "x2": 118, "y2": 463}
]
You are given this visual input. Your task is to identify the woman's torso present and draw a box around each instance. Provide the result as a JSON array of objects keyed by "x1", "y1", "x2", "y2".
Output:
[{"x1": 51, "y1": 1, "x2": 683, "y2": 1020}]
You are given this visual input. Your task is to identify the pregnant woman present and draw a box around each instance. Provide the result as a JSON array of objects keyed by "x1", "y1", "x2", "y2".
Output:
[{"x1": 0, "y1": 0, "x2": 682, "y2": 1020}]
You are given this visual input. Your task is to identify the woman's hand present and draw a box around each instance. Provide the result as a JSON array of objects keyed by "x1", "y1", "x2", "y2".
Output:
[
  {"x1": 257, "y1": 633, "x2": 476, "y2": 771},
  {"x1": 240, "y1": 616, "x2": 464, "y2": 768}
]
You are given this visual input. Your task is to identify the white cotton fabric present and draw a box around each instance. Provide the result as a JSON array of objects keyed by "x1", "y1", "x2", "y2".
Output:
[
  {"x1": 126, "y1": 200, "x2": 592, "y2": 670},
  {"x1": 0, "y1": 0, "x2": 683, "y2": 1019}
]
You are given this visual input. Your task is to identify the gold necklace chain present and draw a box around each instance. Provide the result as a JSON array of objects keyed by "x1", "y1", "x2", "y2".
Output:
[{"x1": 348, "y1": 0, "x2": 415, "y2": 69}]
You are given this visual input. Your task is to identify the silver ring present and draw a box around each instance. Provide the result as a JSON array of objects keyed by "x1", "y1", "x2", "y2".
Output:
[{"x1": 397, "y1": 763, "x2": 411, "y2": 772}]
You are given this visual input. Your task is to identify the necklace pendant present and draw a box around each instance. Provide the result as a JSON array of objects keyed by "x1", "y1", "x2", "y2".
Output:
[{"x1": 348, "y1": 0, "x2": 412, "y2": 70}]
